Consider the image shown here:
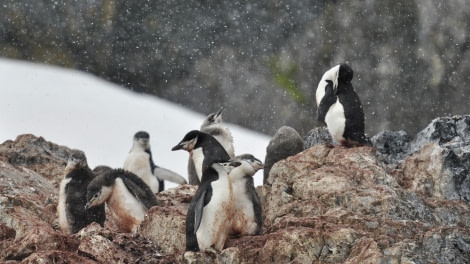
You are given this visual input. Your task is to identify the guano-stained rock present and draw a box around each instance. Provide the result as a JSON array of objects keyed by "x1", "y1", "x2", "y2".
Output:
[{"x1": 2, "y1": 115, "x2": 470, "y2": 263}]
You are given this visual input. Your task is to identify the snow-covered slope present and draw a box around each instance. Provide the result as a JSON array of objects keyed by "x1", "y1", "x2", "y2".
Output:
[{"x1": 0, "y1": 58, "x2": 270, "y2": 188}]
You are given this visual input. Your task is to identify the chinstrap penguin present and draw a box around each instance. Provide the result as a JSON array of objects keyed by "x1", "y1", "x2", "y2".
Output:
[
  {"x1": 185, "y1": 161, "x2": 240, "y2": 252},
  {"x1": 228, "y1": 154, "x2": 263, "y2": 236},
  {"x1": 124, "y1": 131, "x2": 186, "y2": 193},
  {"x1": 58, "y1": 149, "x2": 105, "y2": 234},
  {"x1": 316, "y1": 63, "x2": 371, "y2": 147},
  {"x1": 188, "y1": 108, "x2": 235, "y2": 185},
  {"x1": 85, "y1": 168, "x2": 159, "y2": 233},
  {"x1": 264, "y1": 126, "x2": 304, "y2": 184},
  {"x1": 172, "y1": 130, "x2": 231, "y2": 183}
]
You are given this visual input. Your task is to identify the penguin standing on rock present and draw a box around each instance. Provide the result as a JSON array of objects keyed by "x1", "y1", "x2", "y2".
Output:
[
  {"x1": 228, "y1": 154, "x2": 263, "y2": 236},
  {"x1": 124, "y1": 131, "x2": 186, "y2": 193},
  {"x1": 85, "y1": 168, "x2": 159, "y2": 233},
  {"x1": 188, "y1": 108, "x2": 235, "y2": 185},
  {"x1": 57, "y1": 149, "x2": 105, "y2": 234},
  {"x1": 316, "y1": 63, "x2": 371, "y2": 147},
  {"x1": 185, "y1": 161, "x2": 240, "y2": 252},
  {"x1": 172, "y1": 130, "x2": 231, "y2": 181}
]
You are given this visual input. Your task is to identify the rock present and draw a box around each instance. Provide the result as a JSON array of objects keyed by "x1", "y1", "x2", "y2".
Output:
[
  {"x1": 0, "y1": 134, "x2": 71, "y2": 182},
  {"x1": 2, "y1": 119, "x2": 470, "y2": 264},
  {"x1": 371, "y1": 130, "x2": 412, "y2": 164},
  {"x1": 264, "y1": 126, "x2": 304, "y2": 184},
  {"x1": 303, "y1": 126, "x2": 334, "y2": 149},
  {"x1": 140, "y1": 205, "x2": 187, "y2": 254}
]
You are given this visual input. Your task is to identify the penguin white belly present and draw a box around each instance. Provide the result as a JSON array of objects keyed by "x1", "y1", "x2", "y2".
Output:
[
  {"x1": 325, "y1": 99, "x2": 346, "y2": 143},
  {"x1": 191, "y1": 148, "x2": 204, "y2": 181},
  {"x1": 123, "y1": 152, "x2": 159, "y2": 193},
  {"x1": 58, "y1": 177, "x2": 72, "y2": 234},
  {"x1": 196, "y1": 178, "x2": 233, "y2": 250},
  {"x1": 231, "y1": 180, "x2": 257, "y2": 235},
  {"x1": 107, "y1": 178, "x2": 147, "y2": 233}
]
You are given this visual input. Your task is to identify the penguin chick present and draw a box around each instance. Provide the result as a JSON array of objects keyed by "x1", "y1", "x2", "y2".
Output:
[
  {"x1": 85, "y1": 168, "x2": 159, "y2": 233},
  {"x1": 316, "y1": 63, "x2": 371, "y2": 147},
  {"x1": 58, "y1": 149, "x2": 105, "y2": 234},
  {"x1": 173, "y1": 130, "x2": 231, "y2": 183},
  {"x1": 188, "y1": 108, "x2": 235, "y2": 185},
  {"x1": 185, "y1": 161, "x2": 240, "y2": 252},
  {"x1": 228, "y1": 154, "x2": 263, "y2": 236},
  {"x1": 124, "y1": 131, "x2": 186, "y2": 193},
  {"x1": 200, "y1": 108, "x2": 235, "y2": 158},
  {"x1": 264, "y1": 126, "x2": 304, "y2": 184}
]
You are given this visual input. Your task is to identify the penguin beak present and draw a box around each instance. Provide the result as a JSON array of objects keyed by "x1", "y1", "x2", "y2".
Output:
[
  {"x1": 253, "y1": 160, "x2": 264, "y2": 171},
  {"x1": 171, "y1": 143, "x2": 184, "y2": 151},
  {"x1": 215, "y1": 107, "x2": 224, "y2": 118},
  {"x1": 84, "y1": 202, "x2": 91, "y2": 210},
  {"x1": 172, "y1": 138, "x2": 197, "y2": 151}
]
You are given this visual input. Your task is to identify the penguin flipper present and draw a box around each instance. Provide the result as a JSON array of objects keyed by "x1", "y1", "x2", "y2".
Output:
[
  {"x1": 118, "y1": 170, "x2": 159, "y2": 209},
  {"x1": 154, "y1": 167, "x2": 187, "y2": 184},
  {"x1": 318, "y1": 80, "x2": 337, "y2": 123},
  {"x1": 193, "y1": 189, "x2": 207, "y2": 234}
]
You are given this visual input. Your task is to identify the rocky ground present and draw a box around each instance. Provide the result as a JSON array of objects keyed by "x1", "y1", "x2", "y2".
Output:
[{"x1": 1, "y1": 115, "x2": 470, "y2": 263}]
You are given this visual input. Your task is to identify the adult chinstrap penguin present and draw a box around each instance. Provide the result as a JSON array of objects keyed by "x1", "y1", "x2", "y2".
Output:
[
  {"x1": 185, "y1": 161, "x2": 240, "y2": 252},
  {"x1": 124, "y1": 131, "x2": 186, "y2": 193},
  {"x1": 264, "y1": 126, "x2": 304, "y2": 184},
  {"x1": 187, "y1": 108, "x2": 235, "y2": 185},
  {"x1": 316, "y1": 63, "x2": 371, "y2": 147},
  {"x1": 228, "y1": 154, "x2": 263, "y2": 236},
  {"x1": 173, "y1": 130, "x2": 231, "y2": 183},
  {"x1": 85, "y1": 168, "x2": 159, "y2": 233},
  {"x1": 57, "y1": 149, "x2": 105, "y2": 234}
]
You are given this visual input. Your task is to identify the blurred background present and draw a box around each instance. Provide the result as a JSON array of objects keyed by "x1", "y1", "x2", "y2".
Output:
[{"x1": 1, "y1": 0, "x2": 469, "y2": 137}]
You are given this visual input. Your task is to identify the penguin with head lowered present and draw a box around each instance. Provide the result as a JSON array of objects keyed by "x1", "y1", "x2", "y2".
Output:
[
  {"x1": 264, "y1": 126, "x2": 304, "y2": 184},
  {"x1": 58, "y1": 149, "x2": 105, "y2": 234},
  {"x1": 185, "y1": 161, "x2": 240, "y2": 252},
  {"x1": 85, "y1": 168, "x2": 159, "y2": 233},
  {"x1": 172, "y1": 130, "x2": 231, "y2": 182},
  {"x1": 124, "y1": 131, "x2": 187, "y2": 193},
  {"x1": 316, "y1": 63, "x2": 371, "y2": 147},
  {"x1": 187, "y1": 108, "x2": 235, "y2": 185},
  {"x1": 228, "y1": 154, "x2": 264, "y2": 236}
]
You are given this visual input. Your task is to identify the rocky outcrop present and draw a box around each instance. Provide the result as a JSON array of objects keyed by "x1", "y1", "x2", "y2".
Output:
[{"x1": 1, "y1": 116, "x2": 470, "y2": 263}]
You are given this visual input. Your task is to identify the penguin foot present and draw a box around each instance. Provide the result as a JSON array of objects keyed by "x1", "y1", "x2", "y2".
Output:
[{"x1": 204, "y1": 246, "x2": 219, "y2": 254}]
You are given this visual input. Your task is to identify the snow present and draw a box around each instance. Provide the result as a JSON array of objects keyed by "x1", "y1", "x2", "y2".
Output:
[{"x1": 0, "y1": 58, "x2": 270, "y2": 188}]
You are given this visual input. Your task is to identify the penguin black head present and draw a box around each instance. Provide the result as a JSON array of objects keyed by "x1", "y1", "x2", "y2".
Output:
[
  {"x1": 338, "y1": 63, "x2": 353, "y2": 85},
  {"x1": 93, "y1": 165, "x2": 113, "y2": 177},
  {"x1": 171, "y1": 130, "x2": 200, "y2": 152},
  {"x1": 66, "y1": 149, "x2": 88, "y2": 170},
  {"x1": 85, "y1": 171, "x2": 115, "y2": 209}
]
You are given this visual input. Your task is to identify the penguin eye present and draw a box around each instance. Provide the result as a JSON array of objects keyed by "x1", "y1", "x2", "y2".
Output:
[{"x1": 93, "y1": 193, "x2": 99, "y2": 198}]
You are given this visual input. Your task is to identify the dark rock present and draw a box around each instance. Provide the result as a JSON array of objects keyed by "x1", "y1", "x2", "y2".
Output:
[
  {"x1": 303, "y1": 127, "x2": 334, "y2": 149},
  {"x1": 371, "y1": 130, "x2": 412, "y2": 164}
]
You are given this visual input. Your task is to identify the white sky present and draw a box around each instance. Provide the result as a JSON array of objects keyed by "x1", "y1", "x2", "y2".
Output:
[{"x1": 0, "y1": 58, "x2": 270, "y2": 188}]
